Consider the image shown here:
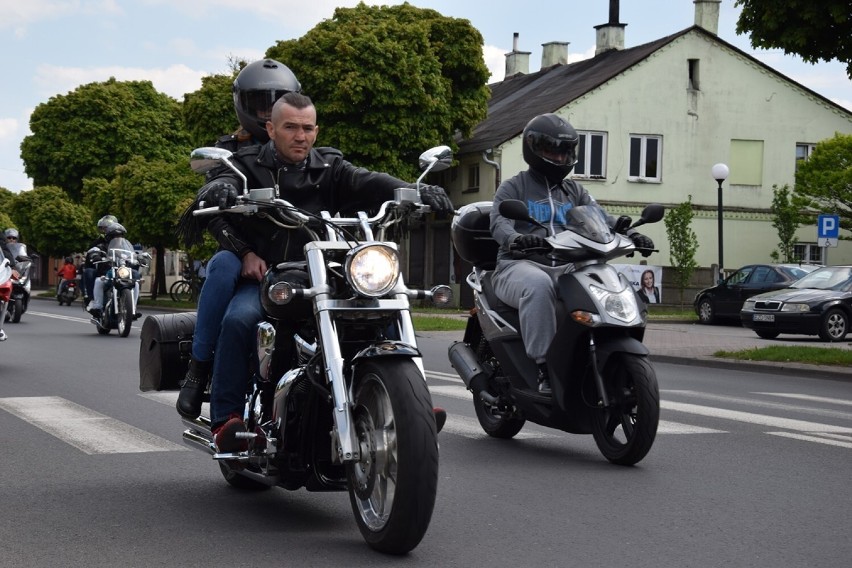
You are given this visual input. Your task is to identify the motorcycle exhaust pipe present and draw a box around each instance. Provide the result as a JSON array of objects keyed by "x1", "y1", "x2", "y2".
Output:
[
  {"x1": 448, "y1": 341, "x2": 492, "y2": 399},
  {"x1": 182, "y1": 416, "x2": 214, "y2": 454}
]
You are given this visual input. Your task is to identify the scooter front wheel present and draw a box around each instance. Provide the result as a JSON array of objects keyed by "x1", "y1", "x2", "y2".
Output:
[
  {"x1": 591, "y1": 353, "x2": 659, "y2": 466},
  {"x1": 347, "y1": 359, "x2": 438, "y2": 555}
]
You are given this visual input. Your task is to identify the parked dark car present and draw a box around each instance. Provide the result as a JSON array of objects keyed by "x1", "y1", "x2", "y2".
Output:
[
  {"x1": 741, "y1": 265, "x2": 852, "y2": 342},
  {"x1": 693, "y1": 263, "x2": 820, "y2": 324}
]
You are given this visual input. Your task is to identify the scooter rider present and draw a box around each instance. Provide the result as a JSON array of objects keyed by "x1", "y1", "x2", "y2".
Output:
[
  {"x1": 489, "y1": 113, "x2": 654, "y2": 395},
  {"x1": 177, "y1": 91, "x2": 453, "y2": 452},
  {"x1": 56, "y1": 256, "x2": 78, "y2": 295}
]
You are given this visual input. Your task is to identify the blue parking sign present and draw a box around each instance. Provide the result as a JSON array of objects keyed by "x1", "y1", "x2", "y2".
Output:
[{"x1": 818, "y1": 214, "x2": 839, "y2": 238}]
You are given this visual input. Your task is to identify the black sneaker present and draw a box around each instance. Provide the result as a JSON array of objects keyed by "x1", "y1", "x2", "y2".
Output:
[{"x1": 537, "y1": 364, "x2": 552, "y2": 395}]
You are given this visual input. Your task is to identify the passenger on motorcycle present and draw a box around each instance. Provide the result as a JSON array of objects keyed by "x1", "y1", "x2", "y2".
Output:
[
  {"x1": 176, "y1": 91, "x2": 453, "y2": 452},
  {"x1": 489, "y1": 114, "x2": 654, "y2": 395},
  {"x1": 175, "y1": 58, "x2": 301, "y2": 419},
  {"x1": 87, "y1": 222, "x2": 141, "y2": 319},
  {"x1": 82, "y1": 214, "x2": 118, "y2": 304},
  {"x1": 56, "y1": 256, "x2": 78, "y2": 295}
]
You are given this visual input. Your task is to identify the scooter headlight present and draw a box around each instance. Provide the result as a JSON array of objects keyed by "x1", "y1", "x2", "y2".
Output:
[
  {"x1": 345, "y1": 244, "x2": 400, "y2": 298},
  {"x1": 588, "y1": 285, "x2": 639, "y2": 323}
]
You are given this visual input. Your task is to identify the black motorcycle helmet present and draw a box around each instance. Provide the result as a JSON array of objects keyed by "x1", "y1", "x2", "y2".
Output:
[
  {"x1": 522, "y1": 113, "x2": 579, "y2": 184},
  {"x1": 233, "y1": 59, "x2": 302, "y2": 143},
  {"x1": 104, "y1": 222, "x2": 127, "y2": 242},
  {"x1": 97, "y1": 215, "x2": 118, "y2": 234}
]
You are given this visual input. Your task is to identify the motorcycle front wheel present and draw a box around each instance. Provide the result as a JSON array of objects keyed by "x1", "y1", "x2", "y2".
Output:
[
  {"x1": 117, "y1": 288, "x2": 133, "y2": 337},
  {"x1": 347, "y1": 359, "x2": 438, "y2": 555},
  {"x1": 591, "y1": 353, "x2": 659, "y2": 466}
]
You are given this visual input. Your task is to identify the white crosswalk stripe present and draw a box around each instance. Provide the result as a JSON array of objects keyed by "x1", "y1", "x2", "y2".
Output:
[{"x1": 0, "y1": 396, "x2": 184, "y2": 455}]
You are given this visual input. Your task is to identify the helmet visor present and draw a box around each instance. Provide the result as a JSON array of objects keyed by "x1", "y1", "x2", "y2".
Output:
[
  {"x1": 238, "y1": 89, "x2": 294, "y2": 122},
  {"x1": 526, "y1": 130, "x2": 577, "y2": 166}
]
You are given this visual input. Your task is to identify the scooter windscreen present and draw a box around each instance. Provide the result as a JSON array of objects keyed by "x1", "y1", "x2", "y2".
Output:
[{"x1": 561, "y1": 205, "x2": 614, "y2": 244}]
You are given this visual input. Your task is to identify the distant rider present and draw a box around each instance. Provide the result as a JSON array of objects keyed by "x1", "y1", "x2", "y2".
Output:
[{"x1": 56, "y1": 256, "x2": 78, "y2": 296}]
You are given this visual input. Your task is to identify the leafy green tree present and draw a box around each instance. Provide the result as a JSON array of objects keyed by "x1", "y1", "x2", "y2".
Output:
[
  {"x1": 7, "y1": 186, "x2": 94, "y2": 256},
  {"x1": 267, "y1": 3, "x2": 489, "y2": 179},
  {"x1": 735, "y1": 0, "x2": 852, "y2": 78},
  {"x1": 768, "y1": 184, "x2": 803, "y2": 262},
  {"x1": 20, "y1": 78, "x2": 192, "y2": 201},
  {"x1": 183, "y1": 71, "x2": 240, "y2": 149},
  {"x1": 794, "y1": 132, "x2": 852, "y2": 236},
  {"x1": 107, "y1": 156, "x2": 203, "y2": 297},
  {"x1": 0, "y1": 188, "x2": 16, "y2": 229},
  {"x1": 664, "y1": 197, "x2": 699, "y2": 307}
]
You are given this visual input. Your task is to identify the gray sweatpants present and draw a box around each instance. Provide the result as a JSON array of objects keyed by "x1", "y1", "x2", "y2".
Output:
[{"x1": 491, "y1": 259, "x2": 572, "y2": 364}]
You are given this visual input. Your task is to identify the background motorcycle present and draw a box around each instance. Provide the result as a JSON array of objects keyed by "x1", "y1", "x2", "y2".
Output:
[
  {"x1": 90, "y1": 239, "x2": 148, "y2": 337},
  {"x1": 57, "y1": 276, "x2": 81, "y2": 306},
  {"x1": 0, "y1": 258, "x2": 12, "y2": 340},
  {"x1": 448, "y1": 199, "x2": 665, "y2": 466},
  {"x1": 4, "y1": 242, "x2": 34, "y2": 324},
  {"x1": 178, "y1": 145, "x2": 453, "y2": 554}
]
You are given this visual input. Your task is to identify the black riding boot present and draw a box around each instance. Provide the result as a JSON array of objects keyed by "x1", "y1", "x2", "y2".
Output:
[
  {"x1": 176, "y1": 357, "x2": 212, "y2": 419},
  {"x1": 537, "y1": 363, "x2": 552, "y2": 395}
]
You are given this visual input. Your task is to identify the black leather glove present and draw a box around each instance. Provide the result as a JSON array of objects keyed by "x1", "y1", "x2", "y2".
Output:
[
  {"x1": 514, "y1": 234, "x2": 548, "y2": 251},
  {"x1": 628, "y1": 231, "x2": 654, "y2": 257},
  {"x1": 203, "y1": 181, "x2": 238, "y2": 209},
  {"x1": 419, "y1": 185, "x2": 454, "y2": 216}
]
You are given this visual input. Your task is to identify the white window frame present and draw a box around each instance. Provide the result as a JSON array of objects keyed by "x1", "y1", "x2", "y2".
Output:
[
  {"x1": 573, "y1": 130, "x2": 608, "y2": 180},
  {"x1": 795, "y1": 143, "x2": 816, "y2": 172},
  {"x1": 628, "y1": 134, "x2": 662, "y2": 183},
  {"x1": 793, "y1": 242, "x2": 826, "y2": 265}
]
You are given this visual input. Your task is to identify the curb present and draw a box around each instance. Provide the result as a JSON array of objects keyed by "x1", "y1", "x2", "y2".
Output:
[{"x1": 651, "y1": 353, "x2": 851, "y2": 382}]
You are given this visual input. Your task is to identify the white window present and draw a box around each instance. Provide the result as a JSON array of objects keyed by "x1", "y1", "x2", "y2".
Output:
[
  {"x1": 628, "y1": 135, "x2": 662, "y2": 182},
  {"x1": 793, "y1": 242, "x2": 826, "y2": 265},
  {"x1": 795, "y1": 143, "x2": 816, "y2": 171},
  {"x1": 574, "y1": 131, "x2": 607, "y2": 179}
]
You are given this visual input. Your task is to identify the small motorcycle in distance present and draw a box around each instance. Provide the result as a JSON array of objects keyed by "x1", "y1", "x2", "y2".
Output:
[
  {"x1": 90, "y1": 236, "x2": 149, "y2": 337},
  {"x1": 0, "y1": 258, "x2": 12, "y2": 341},
  {"x1": 57, "y1": 277, "x2": 81, "y2": 306},
  {"x1": 4, "y1": 242, "x2": 34, "y2": 324},
  {"x1": 448, "y1": 199, "x2": 665, "y2": 466}
]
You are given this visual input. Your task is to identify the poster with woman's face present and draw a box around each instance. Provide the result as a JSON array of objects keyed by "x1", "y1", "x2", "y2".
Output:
[{"x1": 614, "y1": 264, "x2": 662, "y2": 304}]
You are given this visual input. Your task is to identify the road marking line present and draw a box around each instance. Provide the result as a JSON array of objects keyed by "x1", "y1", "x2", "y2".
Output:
[
  {"x1": 0, "y1": 396, "x2": 184, "y2": 455},
  {"x1": 663, "y1": 389, "x2": 851, "y2": 420},
  {"x1": 662, "y1": 400, "x2": 852, "y2": 434},
  {"x1": 767, "y1": 432, "x2": 852, "y2": 449},
  {"x1": 754, "y1": 392, "x2": 852, "y2": 407},
  {"x1": 28, "y1": 311, "x2": 89, "y2": 323},
  {"x1": 425, "y1": 370, "x2": 465, "y2": 384}
]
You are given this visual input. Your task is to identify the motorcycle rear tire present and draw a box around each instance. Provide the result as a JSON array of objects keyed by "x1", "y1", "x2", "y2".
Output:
[
  {"x1": 118, "y1": 288, "x2": 133, "y2": 338},
  {"x1": 591, "y1": 353, "x2": 659, "y2": 466},
  {"x1": 347, "y1": 359, "x2": 438, "y2": 555},
  {"x1": 472, "y1": 339, "x2": 525, "y2": 439}
]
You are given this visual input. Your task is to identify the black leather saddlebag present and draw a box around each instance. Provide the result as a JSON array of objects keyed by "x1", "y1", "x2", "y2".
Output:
[{"x1": 138, "y1": 312, "x2": 197, "y2": 391}]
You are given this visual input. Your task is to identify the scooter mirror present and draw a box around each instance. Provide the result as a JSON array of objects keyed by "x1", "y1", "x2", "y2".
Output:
[
  {"x1": 640, "y1": 203, "x2": 665, "y2": 224},
  {"x1": 499, "y1": 199, "x2": 533, "y2": 222}
]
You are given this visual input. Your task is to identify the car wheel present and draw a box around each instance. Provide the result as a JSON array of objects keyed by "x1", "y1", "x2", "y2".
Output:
[
  {"x1": 755, "y1": 330, "x2": 780, "y2": 339},
  {"x1": 697, "y1": 298, "x2": 715, "y2": 324},
  {"x1": 818, "y1": 308, "x2": 848, "y2": 342}
]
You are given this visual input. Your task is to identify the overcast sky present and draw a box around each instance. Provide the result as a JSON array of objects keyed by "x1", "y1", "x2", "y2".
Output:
[{"x1": 1, "y1": 0, "x2": 849, "y2": 193}]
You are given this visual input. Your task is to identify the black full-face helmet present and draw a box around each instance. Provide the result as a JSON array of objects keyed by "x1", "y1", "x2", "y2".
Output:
[
  {"x1": 97, "y1": 215, "x2": 118, "y2": 234},
  {"x1": 522, "y1": 113, "x2": 579, "y2": 184},
  {"x1": 233, "y1": 58, "x2": 302, "y2": 142},
  {"x1": 104, "y1": 222, "x2": 127, "y2": 243}
]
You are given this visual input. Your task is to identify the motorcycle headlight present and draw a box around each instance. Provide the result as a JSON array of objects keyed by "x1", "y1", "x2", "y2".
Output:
[
  {"x1": 345, "y1": 244, "x2": 400, "y2": 298},
  {"x1": 588, "y1": 284, "x2": 639, "y2": 323},
  {"x1": 117, "y1": 266, "x2": 132, "y2": 279}
]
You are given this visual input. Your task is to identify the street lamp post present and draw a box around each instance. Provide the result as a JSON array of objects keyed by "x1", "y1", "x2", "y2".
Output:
[{"x1": 711, "y1": 163, "x2": 730, "y2": 280}]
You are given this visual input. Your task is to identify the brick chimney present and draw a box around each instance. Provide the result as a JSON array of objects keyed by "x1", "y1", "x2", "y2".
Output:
[
  {"x1": 694, "y1": 0, "x2": 721, "y2": 35},
  {"x1": 541, "y1": 41, "x2": 569, "y2": 68},
  {"x1": 505, "y1": 32, "x2": 531, "y2": 76},
  {"x1": 594, "y1": 0, "x2": 626, "y2": 55}
]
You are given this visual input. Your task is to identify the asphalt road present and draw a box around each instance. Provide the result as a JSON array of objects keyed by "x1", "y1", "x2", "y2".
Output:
[{"x1": 1, "y1": 300, "x2": 850, "y2": 567}]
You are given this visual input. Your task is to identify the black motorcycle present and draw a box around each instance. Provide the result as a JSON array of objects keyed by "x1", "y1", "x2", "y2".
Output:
[
  {"x1": 448, "y1": 199, "x2": 665, "y2": 466},
  {"x1": 89, "y1": 237, "x2": 148, "y2": 337},
  {"x1": 4, "y1": 242, "x2": 34, "y2": 324},
  {"x1": 176, "y1": 145, "x2": 453, "y2": 554}
]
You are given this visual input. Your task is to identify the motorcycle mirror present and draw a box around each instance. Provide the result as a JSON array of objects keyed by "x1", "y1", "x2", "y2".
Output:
[
  {"x1": 418, "y1": 146, "x2": 453, "y2": 173},
  {"x1": 499, "y1": 199, "x2": 534, "y2": 222},
  {"x1": 631, "y1": 203, "x2": 665, "y2": 229},
  {"x1": 190, "y1": 147, "x2": 233, "y2": 174}
]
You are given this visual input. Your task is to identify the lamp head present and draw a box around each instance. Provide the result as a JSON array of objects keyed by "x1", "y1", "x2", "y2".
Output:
[{"x1": 711, "y1": 163, "x2": 729, "y2": 183}]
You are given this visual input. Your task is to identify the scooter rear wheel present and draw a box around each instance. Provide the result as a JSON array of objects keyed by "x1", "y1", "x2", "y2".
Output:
[
  {"x1": 591, "y1": 353, "x2": 659, "y2": 466},
  {"x1": 472, "y1": 340, "x2": 525, "y2": 438}
]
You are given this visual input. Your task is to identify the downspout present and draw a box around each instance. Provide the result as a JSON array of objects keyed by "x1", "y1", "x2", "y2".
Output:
[{"x1": 482, "y1": 149, "x2": 500, "y2": 191}]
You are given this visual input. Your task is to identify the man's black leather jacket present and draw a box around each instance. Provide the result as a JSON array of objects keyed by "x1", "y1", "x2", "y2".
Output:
[{"x1": 201, "y1": 141, "x2": 413, "y2": 265}]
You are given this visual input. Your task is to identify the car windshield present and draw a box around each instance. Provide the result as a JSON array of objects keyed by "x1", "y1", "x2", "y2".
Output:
[
  {"x1": 790, "y1": 267, "x2": 852, "y2": 291},
  {"x1": 778, "y1": 265, "x2": 819, "y2": 279}
]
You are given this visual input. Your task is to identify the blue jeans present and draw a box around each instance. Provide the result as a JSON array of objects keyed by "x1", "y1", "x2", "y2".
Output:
[
  {"x1": 191, "y1": 250, "x2": 242, "y2": 362},
  {"x1": 209, "y1": 281, "x2": 263, "y2": 426},
  {"x1": 83, "y1": 267, "x2": 97, "y2": 299}
]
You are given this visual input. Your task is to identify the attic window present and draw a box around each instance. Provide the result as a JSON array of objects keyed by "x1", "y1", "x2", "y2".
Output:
[{"x1": 688, "y1": 59, "x2": 700, "y2": 90}]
